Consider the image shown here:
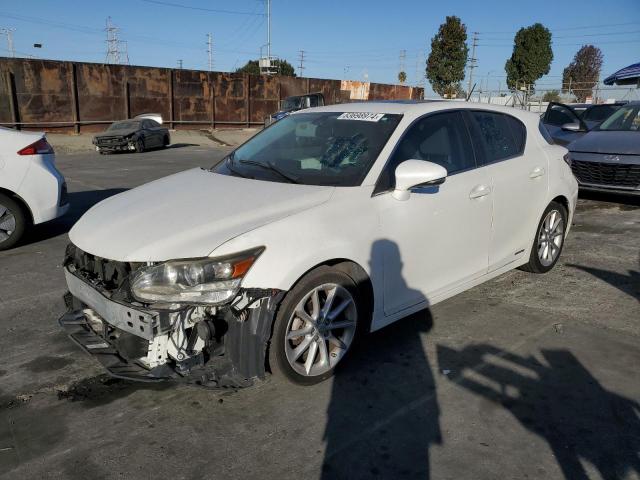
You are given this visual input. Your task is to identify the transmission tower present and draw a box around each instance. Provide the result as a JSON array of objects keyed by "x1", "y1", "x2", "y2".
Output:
[
  {"x1": 105, "y1": 17, "x2": 121, "y2": 64},
  {"x1": 178, "y1": 59, "x2": 183, "y2": 69},
  {"x1": 0, "y1": 27, "x2": 16, "y2": 57},
  {"x1": 207, "y1": 33, "x2": 213, "y2": 72},
  {"x1": 298, "y1": 50, "x2": 305, "y2": 77}
]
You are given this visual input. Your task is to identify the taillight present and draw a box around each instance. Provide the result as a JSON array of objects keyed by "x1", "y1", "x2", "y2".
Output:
[{"x1": 17, "y1": 137, "x2": 55, "y2": 155}]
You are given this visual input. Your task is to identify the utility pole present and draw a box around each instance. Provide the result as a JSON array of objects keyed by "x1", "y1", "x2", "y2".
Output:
[
  {"x1": 0, "y1": 27, "x2": 15, "y2": 57},
  {"x1": 298, "y1": 50, "x2": 305, "y2": 77},
  {"x1": 466, "y1": 31, "x2": 479, "y2": 98},
  {"x1": 207, "y1": 33, "x2": 213, "y2": 72},
  {"x1": 267, "y1": 0, "x2": 271, "y2": 60},
  {"x1": 120, "y1": 41, "x2": 129, "y2": 65},
  {"x1": 105, "y1": 17, "x2": 121, "y2": 64},
  {"x1": 178, "y1": 59, "x2": 183, "y2": 69}
]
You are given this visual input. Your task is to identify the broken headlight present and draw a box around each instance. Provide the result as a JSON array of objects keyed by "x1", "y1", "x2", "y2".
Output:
[{"x1": 130, "y1": 248, "x2": 264, "y2": 304}]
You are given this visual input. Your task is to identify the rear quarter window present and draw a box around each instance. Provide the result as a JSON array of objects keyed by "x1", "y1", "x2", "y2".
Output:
[{"x1": 469, "y1": 111, "x2": 524, "y2": 163}]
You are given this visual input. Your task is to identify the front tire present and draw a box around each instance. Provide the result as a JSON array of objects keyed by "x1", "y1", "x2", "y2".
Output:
[
  {"x1": 269, "y1": 267, "x2": 360, "y2": 385},
  {"x1": 521, "y1": 201, "x2": 567, "y2": 273},
  {"x1": 0, "y1": 194, "x2": 27, "y2": 251},
  {"x1": 135, "y1": 137, "x2": 145, "y2": 153}
]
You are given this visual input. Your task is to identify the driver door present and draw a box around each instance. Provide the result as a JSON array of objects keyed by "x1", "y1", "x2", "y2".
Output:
[
  {"x1": 542, "y1": 102, "x2": 586, "y2": 145},
  {"x1": 375, "y1": 111, "x2": 492, "y2": 315}
]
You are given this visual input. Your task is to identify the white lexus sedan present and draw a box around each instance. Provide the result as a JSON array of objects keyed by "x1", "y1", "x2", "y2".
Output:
[
  {"x1": 0, "y1": 127, "x2": 69, "y2": 250},
  {"x1": 60, "y1": 101, "x2": 578, "y2": 387}
]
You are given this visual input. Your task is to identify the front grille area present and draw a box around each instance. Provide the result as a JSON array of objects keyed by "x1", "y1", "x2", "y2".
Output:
[
  {"x1": 64, "y1": 243, "x2": 142, "y2": 293},
  {"x1": 96, "y1": 137, "x2": 126, "y2": 147},
  {"x1": 571, "y1": 160, "x2": 640, "y2": 189}
]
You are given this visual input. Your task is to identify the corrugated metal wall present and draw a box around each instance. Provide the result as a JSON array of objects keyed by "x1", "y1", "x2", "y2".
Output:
[{"x1": 0, "y1": 58, "x2": 423, "y2": 132}]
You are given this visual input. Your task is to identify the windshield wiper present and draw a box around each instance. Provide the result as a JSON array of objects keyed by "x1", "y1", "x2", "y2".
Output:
[
  {"x1": 238, "y1": 159, "x2": 300, "y2": 184},
  {"x1": 223, "y1": 153, "x2": 253, "y2": 179}
]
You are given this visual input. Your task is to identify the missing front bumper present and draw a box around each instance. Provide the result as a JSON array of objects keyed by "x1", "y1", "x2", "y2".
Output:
[{"x1": 60, "y1": 268, "x2": 284, "y2": 388}]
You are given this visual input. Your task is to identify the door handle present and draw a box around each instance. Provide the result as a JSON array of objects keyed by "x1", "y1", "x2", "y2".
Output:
[
  {"x1": 469, "y1": 184, "x2": 491, "y2": 199},
  {"x1": 529, "y1": 167, "x2": 545, "y2": 179}
]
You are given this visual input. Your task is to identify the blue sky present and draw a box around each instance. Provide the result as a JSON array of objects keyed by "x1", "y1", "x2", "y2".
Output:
[{"x1": 1, "y1": 0, "x2": 639, "y2": 97}]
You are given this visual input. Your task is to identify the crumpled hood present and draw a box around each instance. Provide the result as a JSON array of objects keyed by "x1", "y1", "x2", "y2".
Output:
[
  {"x1": 69, "y1": 168, "x2": 334, "y2": 261},
  {"x1": 569, "y1": 131, "x2": 640, "y2": 155},
  {"x1": 94, "y1": 128, "x2": 138, "y2": 139}
]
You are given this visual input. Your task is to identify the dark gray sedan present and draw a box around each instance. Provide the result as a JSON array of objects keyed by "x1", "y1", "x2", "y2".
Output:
[
  {"x1": 567, "y1": 102, "x2": 640, "y2": 196},
  {"x1": 93, "y1": 117, "x2": 170, "y2": 154}
]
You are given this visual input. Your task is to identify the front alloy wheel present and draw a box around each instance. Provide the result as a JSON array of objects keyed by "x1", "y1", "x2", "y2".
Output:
[
  {"x1": 285, "y1": 283, "x2": 357, "y2": 377},
  {"x1": 270, "y1": 267, "x2": 360, "y2": 385}
]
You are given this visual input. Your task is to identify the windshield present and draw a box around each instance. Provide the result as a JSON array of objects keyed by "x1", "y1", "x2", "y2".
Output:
[
  {"x1": 281, "y1": 97, "x2": 303, "y2": 111},
  {"x1": 598, "y1": 105, "x2": 640, "y2": 131},
  {"x1": 213, "y1": 112, "x2": 402, "y2": 186},
  {"x1": 108, "y1": 121, "x2": 140, "y2": 131},
  {"x1": 582, "y1": 105, "x2": 621, "y2": 123}
]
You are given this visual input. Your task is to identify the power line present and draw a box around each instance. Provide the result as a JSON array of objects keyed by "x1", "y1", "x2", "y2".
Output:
[
  {"x1": 479, "y1": 21, "x2": 639, "y2": 34},
  {"x1": 138, "y1": 0, "x2": 264, "y2": 16}
]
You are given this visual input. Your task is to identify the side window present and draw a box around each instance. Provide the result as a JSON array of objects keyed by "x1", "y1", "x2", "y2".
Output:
[
  {"x1": 375, "y1": 111, "x2": 476, "y2": 192},
  {"x1": 308, "y1": 96, "x2": 319, "y2": 108},
  {"x1": 506, "y1": 115, "x2": 526, "y2": 152},
  {"x1": 545, "y1": 105, "x2": 578, "y2": 126},
  {"x1": 469, "y1": 111, "x2": 520, "y2": 163}
]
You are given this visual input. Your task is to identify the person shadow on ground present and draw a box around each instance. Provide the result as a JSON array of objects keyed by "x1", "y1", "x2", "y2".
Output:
[
  {"x1": 437, "y1": 344, "x2": 640, "y2": 480},
  {"x1": 321, "y1": 239, "x2": 441, "y2": 479}
]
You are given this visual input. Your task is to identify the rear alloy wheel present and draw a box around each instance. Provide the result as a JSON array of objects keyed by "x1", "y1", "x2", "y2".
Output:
[
  {"x1": 0, "y1": 194, "x2": 27, "y2": 251},
  {"x1": 135, "y1": 137, "x2": 145, "y2": 153},
  {"x1": 522, "y1": 201, "x2": 567, "y2": 273},
  {"x1": 163, "y1": 135, "x2": 170, "y2": 148},
  {"x1": 270, "y1": 268, "x2": 359, "y2": 385}
]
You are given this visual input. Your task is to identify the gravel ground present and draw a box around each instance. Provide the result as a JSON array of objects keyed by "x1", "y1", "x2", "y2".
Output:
[{"x1": 0, "y1": 146, "x2": 638, "y2": 480}]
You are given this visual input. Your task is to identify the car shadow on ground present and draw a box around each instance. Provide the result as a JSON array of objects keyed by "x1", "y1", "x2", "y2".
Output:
[
  {"x1": 437, "y1": 344, "x2": 640, "y2": 480},
  {"x1": 579, "y1": 190, "x2": 640, "y2": 208},
  {"x1": 22, "y1": 188, "x2": 128, "y2": 246},
  {"x1": 166, "y1": 143, "x2": 200, "y2": 149},
  {"x1": 567, "y1": 264, "x2": 640, "y2": 300}
]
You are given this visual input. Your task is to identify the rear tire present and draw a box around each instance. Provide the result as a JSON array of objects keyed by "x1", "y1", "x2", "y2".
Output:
[
  {"x1": 521, "y1": 201, "x2": 567, "y2": 274},
  {"x1": 163, "y1": 135, "x2": 170, "y2": 148},
  {"x1": 0, "y1": 193, "x2": 27, "y2": 251},
  {"x1": 268, "y1": 266, "x2": 361, "y2": 385}
]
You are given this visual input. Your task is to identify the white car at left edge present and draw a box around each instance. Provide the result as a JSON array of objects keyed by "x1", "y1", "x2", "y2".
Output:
[{"x1": 0, "y1": 127, "x2": 69, "y2": 250}]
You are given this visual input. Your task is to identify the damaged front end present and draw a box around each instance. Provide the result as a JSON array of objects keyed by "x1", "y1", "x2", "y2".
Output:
[{"x1": 59, "y1": 244, "x2": 284, "y2": 388}]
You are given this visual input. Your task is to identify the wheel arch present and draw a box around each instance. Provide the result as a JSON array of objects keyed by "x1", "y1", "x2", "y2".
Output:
[
  {"x1": 0, "y1": 187, "x2": 34, "y2": 224},
  {"x1": 550, "y1": 194, "x2": 570, "y2": 216}
]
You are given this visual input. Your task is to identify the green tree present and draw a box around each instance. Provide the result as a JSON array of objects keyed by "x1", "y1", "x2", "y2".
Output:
[
  {"x1": 426, "y1": 16, "x2": 468, "y2": 98},
  {"x1": 561, "y1": 45, "x2": 603, "y2": 102},
  {"x1": 542, "y1": 90, "x2": 561, "y2": 102},
  {"x1": 505, "y1": 23, "x2": 553, "y2": 91},
  {"x1": 235, "y1": 59, "x2": 297, "y2": 76},
  {"x1": 398, "y1": 71, "x2": 407, "y2": 84}
]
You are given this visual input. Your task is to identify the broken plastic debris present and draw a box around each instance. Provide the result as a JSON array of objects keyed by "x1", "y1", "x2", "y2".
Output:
[{"x1": 441, "y1": 369, "x2": 451, "y2": 375}]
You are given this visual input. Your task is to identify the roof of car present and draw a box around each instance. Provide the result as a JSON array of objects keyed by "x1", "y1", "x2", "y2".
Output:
[{"x1": 303, "y1": 100, "x2": 543, "y2": 122}]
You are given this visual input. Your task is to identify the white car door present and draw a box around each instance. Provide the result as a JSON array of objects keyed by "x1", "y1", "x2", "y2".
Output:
[
  {"x1": 465, "y1": 110, "x2": 549, "y2": 272},
  {"x1": 374, "y1": 111, "x2": 493, "y2": 316}
]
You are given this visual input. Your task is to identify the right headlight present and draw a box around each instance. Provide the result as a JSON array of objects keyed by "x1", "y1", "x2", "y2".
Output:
[{"x1": 130, "y1": 247, "x2": 264, "y2": 305}]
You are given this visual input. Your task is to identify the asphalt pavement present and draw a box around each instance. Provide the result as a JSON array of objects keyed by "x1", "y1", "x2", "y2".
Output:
[{"x1": 0, "y1": 145, "x2": 638, "y2": 480}]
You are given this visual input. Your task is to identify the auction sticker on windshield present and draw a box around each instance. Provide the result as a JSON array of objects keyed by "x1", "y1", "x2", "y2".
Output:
[{"x1": 337, "y1": 112, "x2": 385, "y2": 122}]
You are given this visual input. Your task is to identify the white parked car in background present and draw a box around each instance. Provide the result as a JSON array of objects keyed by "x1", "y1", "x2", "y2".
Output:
[
  {"x1": 0, "y1": 127, "x2": 68, "y2": 250},
  {"x1": 60, "y1": 102, "x2": 578, "y2": 387}
]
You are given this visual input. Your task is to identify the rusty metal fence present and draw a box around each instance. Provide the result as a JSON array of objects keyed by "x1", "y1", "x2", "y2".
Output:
[{"x1": 0, "y1": 58, "x2": 423, "y2": 133}]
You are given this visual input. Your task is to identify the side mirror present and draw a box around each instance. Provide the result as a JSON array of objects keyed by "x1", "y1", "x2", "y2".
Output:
[
  {"x1": 561, "y1": 122, "x2": 585, "y2": 132},
  {"x1": 393, "y1": 160, "x2": 448, "y2": 201}
]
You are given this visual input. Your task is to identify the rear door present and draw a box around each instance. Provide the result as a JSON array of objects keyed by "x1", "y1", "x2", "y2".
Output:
[
  {"x1": 542, "y1": 102, "x2": 585, "y2": 145},
  {"x1": 466, "y1": 110, "x2": 548, "y2": 272}
]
